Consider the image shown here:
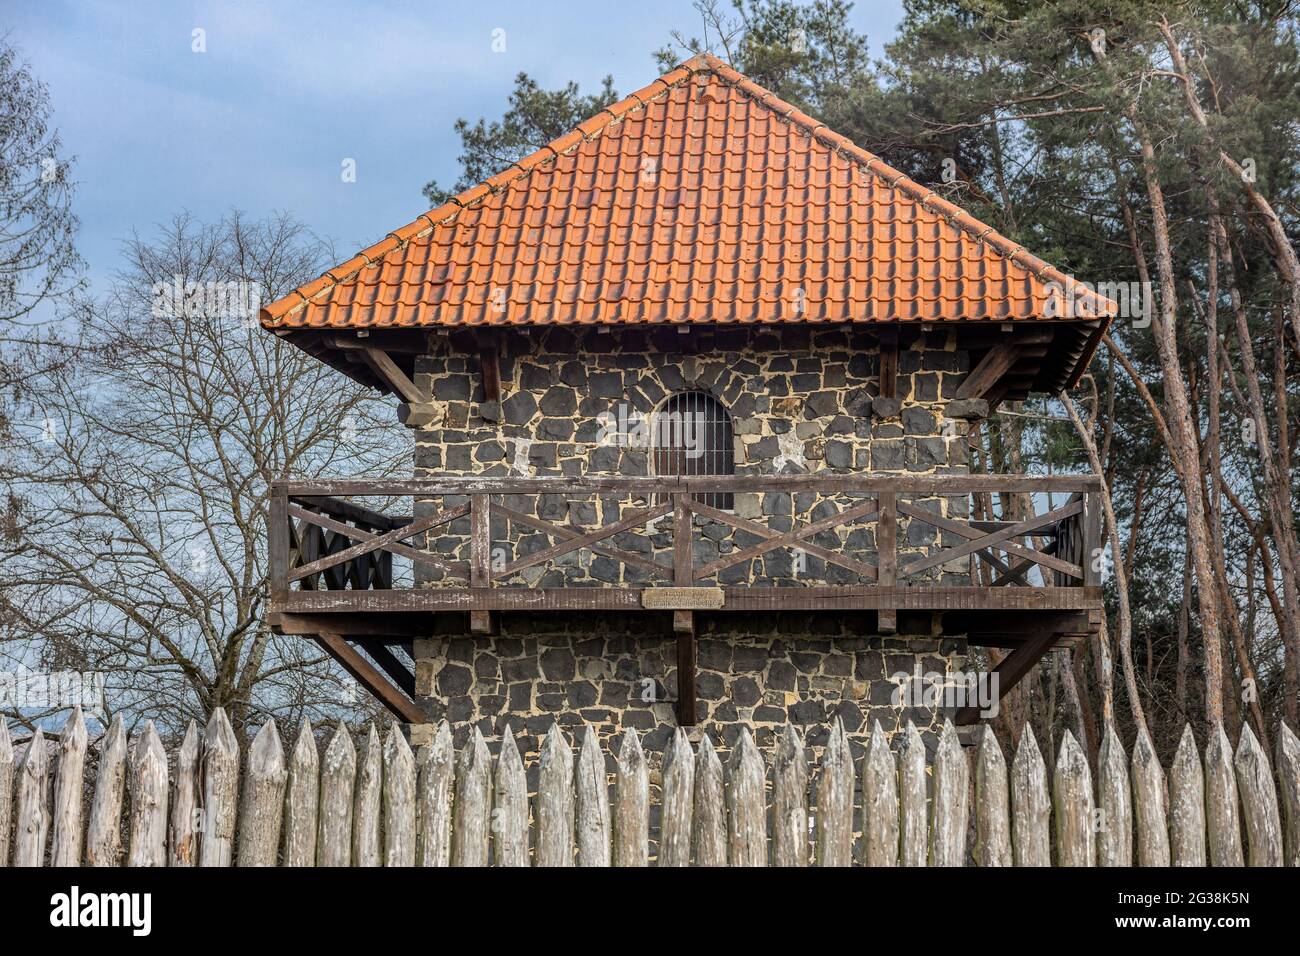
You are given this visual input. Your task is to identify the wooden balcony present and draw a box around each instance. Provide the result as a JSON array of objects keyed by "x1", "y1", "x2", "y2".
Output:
[{"x1": 267, "y1": 474, "x2": 1104, "y2": 725}]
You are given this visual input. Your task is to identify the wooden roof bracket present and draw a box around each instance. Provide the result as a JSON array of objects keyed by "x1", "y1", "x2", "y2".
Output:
[
  {"x1": 359, "y1": 346, "x2": 430, "y2": 404},
  {"x1": 956, "y1": 340, "x2": 1022, "y2": 401},
  {"x1": 332, "y1": 338, "x2": 437, "y2": 427}
]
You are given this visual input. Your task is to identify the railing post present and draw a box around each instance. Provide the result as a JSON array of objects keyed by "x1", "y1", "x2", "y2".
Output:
[
  {"x1": 269, "y1": 482, "x2": 289, "y2": 609},
  {"x1": 877, "y1": 490, "x2": 897, "y2": 634},
  {"x1": 470, "y1": 493, "x2": 496, "y2": 635},
  {"x1": 672, "y1": 492, "x2": 697, "y2": 725},
  {"x1": 1082, "y1": 490, "x2": 1102, "y2": 588}
]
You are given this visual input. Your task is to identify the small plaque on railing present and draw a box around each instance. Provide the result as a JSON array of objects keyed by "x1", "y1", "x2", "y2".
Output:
[{"x1": 642, "y1": 587, "x2": 725, "y2": 610}]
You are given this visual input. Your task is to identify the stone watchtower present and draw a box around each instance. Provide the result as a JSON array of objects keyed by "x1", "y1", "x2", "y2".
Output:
[{"x1": 260, "y1": 55, "x2": 1110, "y2": 758}]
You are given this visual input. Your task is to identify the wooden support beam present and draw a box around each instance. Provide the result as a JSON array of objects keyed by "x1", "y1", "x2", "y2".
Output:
[
  {"x1": 356, "y1": 639, "x2": 416, "y2": 698},
  {"x1": 269, "y1": 487, "x2": 289, "y2": 606},
  {"x1": 360, "y1": 346, "x2": 431, "y2": 405},
  {"x1": 877, "y1": 491, "x2": 896, "y2": 633},
  {"x1": 270, "y1": 612, "x2": 431, "y2": 638},
  {"x1": 329, "y1": 331, "x2": 433, "y2": 354},
  {"x1": 313, "y1": 632, "x2": 423, "y2": 724},
  {"x1": 676, "y1": 624, "x2": 696, "y2": 725},
  {"x1": 944, "y1": 610, "x2": 1087, "y2": 642},
  {"x1": 672, "y1": 492, "x2": 697, "y2": 724},
  {"x1": 280, "y1": 584, "x2": 1103, "y2": 615},
  {"x1": 469, "y1": 493, "x2": 497, "y2": 635},
  {"x1": 956, "y1": 342, "x2": 1021, "y2": 400},
  {"x1": 479, "y1": 348, "x2": 501, "y2": 406},
  {"x1": 954, "y1": 630, "x2": 1058, "y2": 725},
  {"x1": 878, "y1": 329, "x2": 898, "y2": 399}
]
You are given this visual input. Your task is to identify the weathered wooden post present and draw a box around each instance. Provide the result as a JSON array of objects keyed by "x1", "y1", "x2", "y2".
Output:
[
  {"x1": 493, "y1": 727, "x2": 529, "y2": 867},
  {"x1": 1204, "y1": 722, "x2": 1244, "y2": 866},
  {"x1": 816, "y1": 718, "x2": 854, "y2": 867},
  {"x1": 931, "y1": 720, "x2": 969, "y2": 867},
  {"x1": 317, "y1": 721, "x2": 356, "y2": 867},
  {"x1": 417, "y1": 721, "x2": 453, "y2": 867},
  {"x1": 50, "y1": 707, "x2": 88, "y2": 866},
  {"x1": 576, "y1": 726, "x2": 611, "y2": 867},
  {"x1": 1096, "y1": 723, "x2": 1132, "y2": 866},
  {"x1": 1234, "y1": 723, "x2": 1283, "y2": 866},
  {"x1": 168, "y1": 720, "x2": 200, "y2": 867},
  {"x1": 861, "y1": 721, "x2": 899, "y2": 867},
  {"x1": 452, "y1": 726, "x2": 492, "y2": 867},
  {"x1": 1130, "y1": 726, "x2": 1170, "y2": 866},
  {"x1": 659, "y1": 728, "x2": 695, "y2": 867},
  {"x1": 535, "y1": 723, "x2": 574, "y2": 867},
  {"x1": 727, "y1": 728, "x2": 767, "y2": 867},
  {"x1": 771, "y1": 723, "x2": 808, "y2": 867},
  {"x1": 88, "y1": 713, "x2": 129, "y2": 867},
  {"x1": 613, "y1": 729, "x2": 648, "y2": 867},
  {"x1": 352, "y1": 723, "x2": 382, "y2": 867},
  {"x1": 1169, "y1": 724, "x2": 1207, "y2": 866},
  {"x1": 127, "y1": 721, "x2": 168, "y2": 867},
  {"x1": 693, "y1": 734, "x2": 727, "y2": 866},
  {"x1": 1276, "y1": 722, "x2": 1300, "y2": 868},
  {"x1": 1010, "y1": 725, "x2": 1050, "y2": 866},
  {"x1": 282, "y1": 716, "x2": 319, "y2": 867},
  {"x1": 974, "y1": 725, "x2": 1011, "y2": 866},
  {"x1": 1053, "y1": 731, "x2": 1094, "y2": 866},
  {"x1": 13, "y1": 728, "x2": 48, "y2": 867},
  {"x1": 237, "y1": 720, "x2": 287, "y2": 866},
  {"x1": 382, "y1": 724, "x2": 417, "y2": 867},
  {"x1": 0, "y1": 719, "x2": 13, "y2": 867},
  {"x1": 899, "y1": 721, "x2": 928, "y2": 867}
]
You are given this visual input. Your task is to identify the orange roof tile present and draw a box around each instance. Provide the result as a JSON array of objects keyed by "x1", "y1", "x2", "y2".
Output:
[{"x1": 261, "y1": 54, "x2": 1115, "y2": 331}]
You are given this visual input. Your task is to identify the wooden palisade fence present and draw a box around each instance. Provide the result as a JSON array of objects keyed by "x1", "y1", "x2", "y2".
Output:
[{"x1": 1, "y1": 707, "x2": 1298, "y2": 867}]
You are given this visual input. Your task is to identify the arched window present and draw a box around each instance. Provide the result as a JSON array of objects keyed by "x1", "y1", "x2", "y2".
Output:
[{"x1": 653, "y1": 391, "x2": 734, "y2": 509}]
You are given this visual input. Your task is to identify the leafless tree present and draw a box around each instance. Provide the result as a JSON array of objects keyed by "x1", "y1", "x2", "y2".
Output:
[{"x1": 0, "y1": 212, "x2": 405, "y2": 733}]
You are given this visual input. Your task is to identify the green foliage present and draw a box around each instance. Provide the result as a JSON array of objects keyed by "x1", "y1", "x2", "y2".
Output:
[{"x1": 422, "y1": 73, "x2": 618, "y2": 206}]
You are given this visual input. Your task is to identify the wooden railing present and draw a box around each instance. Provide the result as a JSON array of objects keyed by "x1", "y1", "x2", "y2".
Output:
[{"x1": 268, "y1": 474, "x2": 1103, "y2": 619}]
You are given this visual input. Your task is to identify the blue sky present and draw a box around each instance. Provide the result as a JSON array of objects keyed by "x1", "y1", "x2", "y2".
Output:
[{"x1": 10, "y1": 0, "x2": 903, "y2": 296}]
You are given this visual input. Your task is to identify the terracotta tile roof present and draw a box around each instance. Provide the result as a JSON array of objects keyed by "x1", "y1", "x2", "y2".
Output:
[{"x1": 261, "y1": 54, "x2": 1115, "y2": 331}]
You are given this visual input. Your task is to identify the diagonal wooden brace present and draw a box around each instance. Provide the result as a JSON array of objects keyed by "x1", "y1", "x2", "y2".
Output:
[
  {"x1": 954, "y1": 630, "x2": 1059, "y2": 726},
  {"x1": 314, "y1": 632, "x2": 423, "y2": 723}
]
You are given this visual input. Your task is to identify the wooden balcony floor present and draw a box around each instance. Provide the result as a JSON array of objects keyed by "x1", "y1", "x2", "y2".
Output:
[{"x1": 267, "y1": 474, "x2": 1105, "y2": 726}]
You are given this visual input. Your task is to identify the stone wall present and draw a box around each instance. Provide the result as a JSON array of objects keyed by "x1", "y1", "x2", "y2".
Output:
[
  {"x1": 412, "y1": 611, "x2": 968, "y2": 763},
  {"x1": 406, "y1": 323, "x2": 974, "y2": 753},
  {"x1": 410, "y1": 324, "x2": 975, "y2": 589},
  {"x1": 413, "y1": 324, "x2": 972, "y2": 484}
]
